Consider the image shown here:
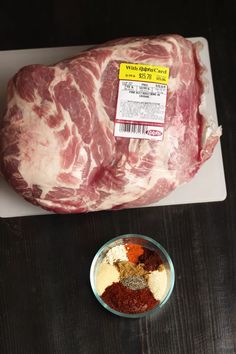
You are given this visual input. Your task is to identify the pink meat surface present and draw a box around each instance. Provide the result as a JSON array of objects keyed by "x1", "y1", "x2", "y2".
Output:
[{"x1": 0, "y1": 35, "x2": 221, "y2": 213}]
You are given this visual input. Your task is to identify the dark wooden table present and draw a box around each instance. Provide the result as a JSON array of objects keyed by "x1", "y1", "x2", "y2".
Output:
[{"x1": 0, "y1": 1, "x2": 236, "y2": 353}]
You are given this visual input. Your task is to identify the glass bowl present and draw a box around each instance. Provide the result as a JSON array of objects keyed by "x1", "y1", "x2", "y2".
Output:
[{"x1": 90, "y1": 234, "x2": 175, "y2": 318}]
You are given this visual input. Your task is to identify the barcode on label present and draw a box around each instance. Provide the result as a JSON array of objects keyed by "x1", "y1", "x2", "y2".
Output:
[
  {"x1": 114, "y1": 122, "x2": 164, "y2": 140},
  {"x1": 118, "y1": 123, "x2": 148, "y2": 134}
]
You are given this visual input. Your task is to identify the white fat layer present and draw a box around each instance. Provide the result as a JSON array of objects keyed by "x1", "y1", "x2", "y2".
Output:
[
  {"x1": 10, "y1": 67, "x2": 96, "y2": 198},
  {"x1": 12, "y1": 92, "x2": 60, "y2": 195}
]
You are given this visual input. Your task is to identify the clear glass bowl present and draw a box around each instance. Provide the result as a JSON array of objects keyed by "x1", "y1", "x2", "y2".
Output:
[{"x1": 90, "y1": 234, "x2": 175, "y2": 318}]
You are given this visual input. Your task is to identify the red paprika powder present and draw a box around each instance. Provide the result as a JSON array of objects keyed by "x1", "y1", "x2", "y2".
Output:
[{"x1": 101, "y1": 282, "x2": 159, "y2": 314}]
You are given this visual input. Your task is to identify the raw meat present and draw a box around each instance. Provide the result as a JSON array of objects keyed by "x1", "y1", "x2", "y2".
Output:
[{"x1": 0, "y1": 35, "x2": 221, "y2": 213}]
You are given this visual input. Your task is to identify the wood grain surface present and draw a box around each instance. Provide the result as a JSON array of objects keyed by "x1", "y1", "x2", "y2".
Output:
[{"x1": 0, "y1": 0, "x2": 236, "y2": 353}]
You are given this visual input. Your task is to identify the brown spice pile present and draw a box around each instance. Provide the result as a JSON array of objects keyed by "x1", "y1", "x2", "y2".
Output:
[
  {"x1": 138, "y1": 248, "x2": 163, "y2": 271},
  {"x1": 116, "y1": 261, "x2": 149, "y2": 280}
]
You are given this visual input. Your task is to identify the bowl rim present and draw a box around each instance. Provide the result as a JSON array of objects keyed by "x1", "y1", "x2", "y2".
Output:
[{"x1": 90, "y1": 234, "x2": 175, "y2": 318}]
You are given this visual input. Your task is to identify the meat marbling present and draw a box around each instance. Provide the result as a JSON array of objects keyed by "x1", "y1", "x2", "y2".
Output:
[{"x1": 0, "y1": 35, "x2": 221, "y2": 213}]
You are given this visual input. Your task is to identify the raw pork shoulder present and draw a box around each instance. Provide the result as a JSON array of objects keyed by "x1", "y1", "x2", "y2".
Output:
[{"x1": 0, "y1": 35, "x2": 221, "y2": 213}]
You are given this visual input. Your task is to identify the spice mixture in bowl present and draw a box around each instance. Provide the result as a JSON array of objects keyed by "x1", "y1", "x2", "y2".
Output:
[{"x1": 90, "y1": 234, "x2": 175, "y2": 318}]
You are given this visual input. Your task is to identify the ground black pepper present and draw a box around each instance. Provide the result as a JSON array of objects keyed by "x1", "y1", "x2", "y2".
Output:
[{"x1": 121, "y1": 275, "x2": 147, "y2": 290}]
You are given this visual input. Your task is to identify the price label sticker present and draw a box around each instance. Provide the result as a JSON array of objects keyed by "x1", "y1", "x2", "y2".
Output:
[
  {"x1": 114, "y1": 63, "x2": 169, "y2": 141},
  {"x1": 119, "y1": 63, "x2": 169, "y2": 84}
]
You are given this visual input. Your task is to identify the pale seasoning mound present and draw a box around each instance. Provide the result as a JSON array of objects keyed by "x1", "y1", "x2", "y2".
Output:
[
  {"x1": 96, "y1": 261, "x2": 120, "y2": 295},
  {"x1": 148, "y1": 266, "x2": 168, "y2": 301},
  {"x1": 104, "y1": 245, "x2": 128, "y2": 264}
]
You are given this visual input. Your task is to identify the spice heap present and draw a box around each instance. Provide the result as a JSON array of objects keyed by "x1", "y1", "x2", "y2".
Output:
[{"x1": 95, "y1": 242, "x2": 168, "y2": 314}]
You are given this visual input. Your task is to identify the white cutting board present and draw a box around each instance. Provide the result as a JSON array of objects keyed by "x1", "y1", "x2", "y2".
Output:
[{"x1": 0, "y1": 37, "x2": 227, "y2": 217}]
